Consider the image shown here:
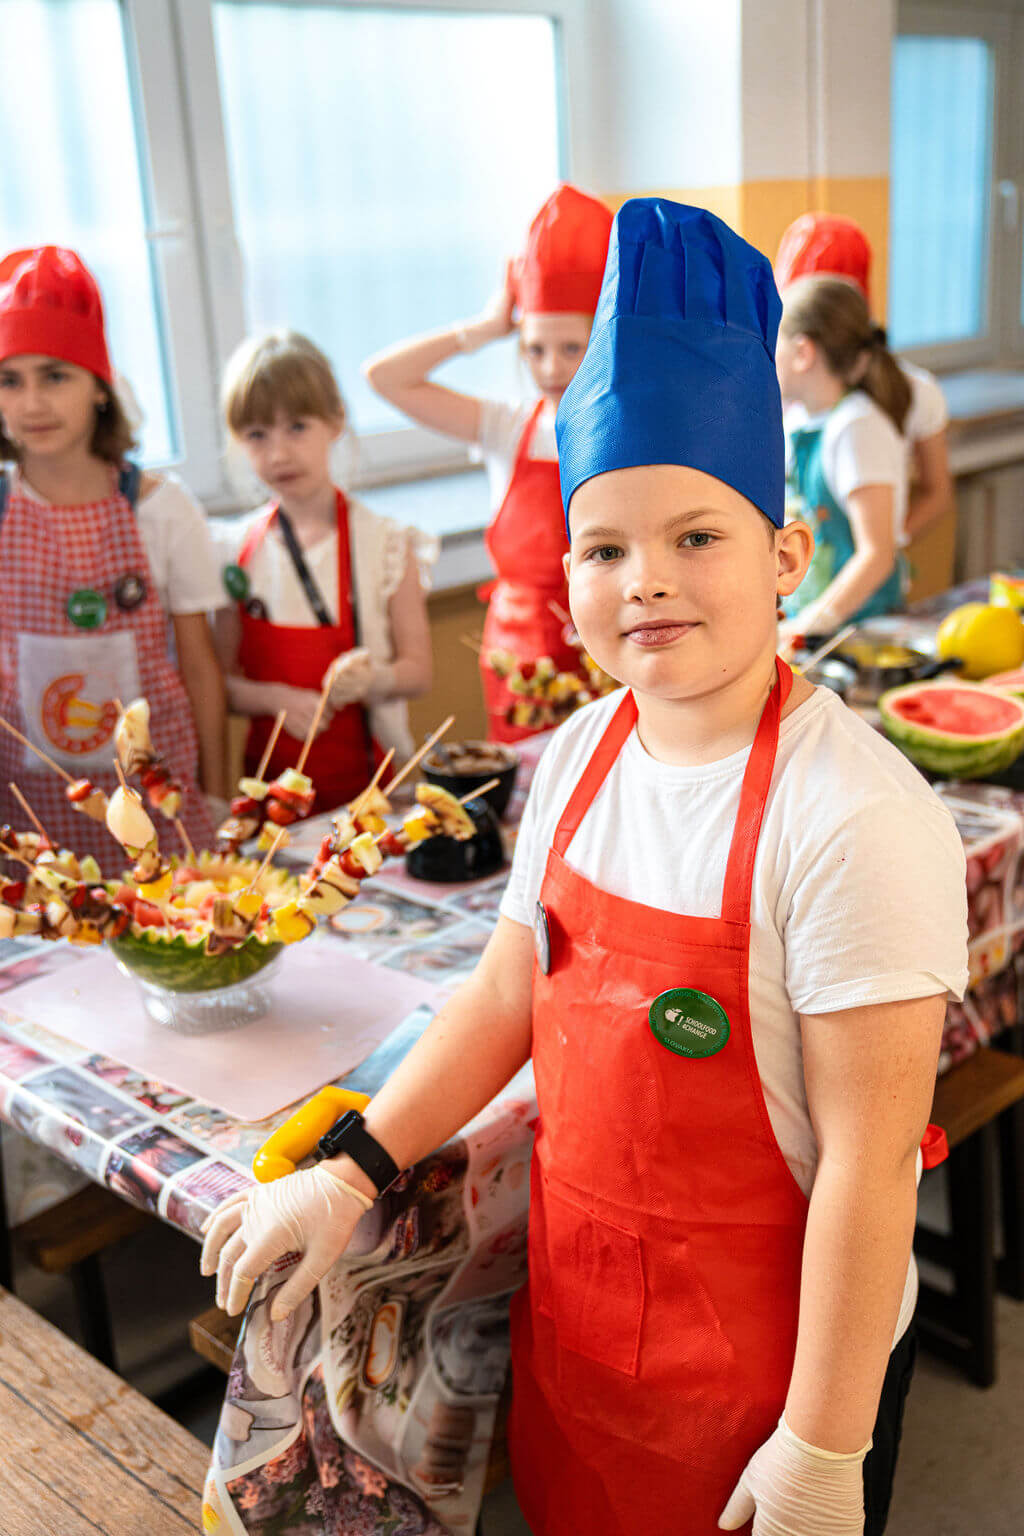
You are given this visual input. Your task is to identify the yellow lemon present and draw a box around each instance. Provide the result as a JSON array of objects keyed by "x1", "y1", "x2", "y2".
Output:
[{"x1": 937, "y1": 602, "x2": 1024, "y2": 680}]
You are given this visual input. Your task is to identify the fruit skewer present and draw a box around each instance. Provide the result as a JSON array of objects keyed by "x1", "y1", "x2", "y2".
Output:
[{"x1": 0, "y1": 717, "x2": 109, "y2": 823}]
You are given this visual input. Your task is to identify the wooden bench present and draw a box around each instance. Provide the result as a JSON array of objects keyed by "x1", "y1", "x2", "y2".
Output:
[
  {"x1": 914, "y1": 1044, "x2": 1024, "y2": 1387},
  {"x1": 11, "y1": 1182, "x2": 150, "y2": 1371},
  {"x1": 0, "y1": 1285, "x2": 209, "y2": 1535},
  {"x1": 192, "y1": 1303, "x2": 513, "y2": 1493}
]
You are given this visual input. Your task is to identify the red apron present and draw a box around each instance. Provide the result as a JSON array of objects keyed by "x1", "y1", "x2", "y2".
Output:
[
  {"x1": 509, "y1": 658, "x2": 808, "y2": 1535},
  {"x1": 0, "y1": 469, "x2": 215, "y2": 875},
  {"x1": 237, "y1": 490, "x2": 378, "y2": 813},
  {"x1": 480, "y1": 401, "x2": 578, "y2": 743}
]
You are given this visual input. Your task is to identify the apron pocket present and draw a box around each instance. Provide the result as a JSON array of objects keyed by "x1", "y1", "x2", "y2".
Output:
[{"x1": 536, "y1": 1181, "x2": 644, "y2": 1377}]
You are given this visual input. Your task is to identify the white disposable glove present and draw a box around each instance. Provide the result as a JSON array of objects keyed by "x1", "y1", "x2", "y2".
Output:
[
  {"x1": 324, "y1": 648, "x2": 375, "y2": 708},
  {"x1": 718, "y1": 1416, "x2": 869, "y2": 1535},
  {"x1": 199, "y1": 1165, "x2": 372, "y2": 1321}
]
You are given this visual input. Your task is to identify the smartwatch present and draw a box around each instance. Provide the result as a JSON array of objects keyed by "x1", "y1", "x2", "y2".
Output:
[{"x1": 316, "y1": 1110, "x2": 401, "y2": 1194}]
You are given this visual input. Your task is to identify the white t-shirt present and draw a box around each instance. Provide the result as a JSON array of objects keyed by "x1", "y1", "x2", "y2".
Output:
[
  {"x1": 14, "y1": 469, "x2": 225, "y2": 615},
  {"x1": 899, "y1": 361, "x2": 949, "y2": 444},
  {"x1": 501, "y1": 684, "x2": 969, "y2": 1342},
  {"x1": 787, "y1": 390, "x2": 909, "y2": 544},
  {"x1": 785, "y1": 362, "x2": 948, "y2": 447},
  {"x1": 476, "y1": 397, "x2": 557, "y2": 511}
]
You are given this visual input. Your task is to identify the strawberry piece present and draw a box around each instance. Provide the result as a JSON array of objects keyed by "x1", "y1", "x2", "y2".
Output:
[
  {"x1": 265, "y1": 799, "x2": 298, "y2": 826},
  {"x1": 230, "y1": 795, "x2": 260, "y2": 817},
  {"x1": 1, "y1": 880, "x2": 25, "y2": 904},
  {"x1": 133, "y1": 900, "x2": 164, "y2": 928},
  {"x1": 66, "y1": 778, "x2": 95, "y2": 803}
]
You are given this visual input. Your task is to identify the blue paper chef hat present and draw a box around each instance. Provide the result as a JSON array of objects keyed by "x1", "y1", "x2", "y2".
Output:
[{"x1": 556, "y1": 198, "x2": 785, "y2": 528}]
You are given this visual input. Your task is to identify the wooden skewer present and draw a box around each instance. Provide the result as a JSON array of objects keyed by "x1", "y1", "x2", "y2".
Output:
[
  {"x1": 458, "y1": 778, "x2": 501, "y2": 805},
  {"x1": 384, "y1": 716, "x2": 455, "y2": 798},
  {"x1": 294, "y1": 675, "x2": 334, "y2": 775},
  {"x1": 349, "y1": 748, "x2": 396, "y2": 817},
  {"x1": 0, "y1": 841, "x2": 35, "y2": 872},
  {"x1": 460, "y1": 634, "x2": 483, "y2": 655},
  {"x1": 113, "y1": 759, "x2": 131, "y2": 793},
  {"x1": 548, "y1": 599, "x2": 571, "y2": 624},
  {"x1": 243, "y1": 828, "x2": 288, "y2": 895},
  {"x1": 0, "y1": 718, "x2": 74, "y2": 784},
  {"x1": 255, "y1": 710, "x2": 287, "y2": 782},
  {"x1": 8, "y1": 783, "x2": 52, "y2": 844},
  {"x1": 175, "y1": 818, "x2": 197, "y2": 864},
  {"x1": 792, "y1": 622, "x2": 858, "y2": 676}
]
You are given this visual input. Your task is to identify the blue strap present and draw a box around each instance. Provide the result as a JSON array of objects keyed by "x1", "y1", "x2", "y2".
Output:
[
  {"x1": 118, "y1": 461, "x2": 142, "y2": 509},
  {"x1": 0, "y1": 470, "x2": 7, "y2": 526}
]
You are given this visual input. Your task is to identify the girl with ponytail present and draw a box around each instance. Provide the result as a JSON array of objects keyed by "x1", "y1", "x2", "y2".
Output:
[{"x1": 776, "y1": 275, "x2": 910, "y2": 635}]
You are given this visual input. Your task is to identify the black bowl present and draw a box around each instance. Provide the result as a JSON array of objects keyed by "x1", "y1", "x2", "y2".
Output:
[
  {"x1": 405, "y1": 798, "x2": 505, "y2": 884},
  {"x1": 421, "y1": 741, "x2": 519, "y2": 821}
]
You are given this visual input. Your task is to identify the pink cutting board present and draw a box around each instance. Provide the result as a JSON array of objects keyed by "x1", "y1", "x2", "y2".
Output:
[{"x1": 0, "y1": 943, "x2": 440, "y2": 1121}]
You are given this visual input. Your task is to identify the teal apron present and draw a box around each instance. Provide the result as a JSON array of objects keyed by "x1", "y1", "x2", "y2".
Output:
[{"x1": 783, "y1": 411, "x2": 903, "y2": 625}]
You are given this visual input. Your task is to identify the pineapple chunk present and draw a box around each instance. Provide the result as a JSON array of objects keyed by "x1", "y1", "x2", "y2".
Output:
[
  {"x1": 272, "y1": 900, "x2": 315, "y2": 944},
  {"x1": 239, "y1": 777, "x2": 269, "y2": 800},
  {"x1": 234, "y1": 889, "x2": 263, "y2": 921},
  {"x1": 401, "y1": 809, "x2": 434, "y2": 844},
  {"x1": 139, "y1": 869, "x2": 173, "y2": 902},
  {"x1": 348, "y1": 832, "x2": 383, "y2": 877}
]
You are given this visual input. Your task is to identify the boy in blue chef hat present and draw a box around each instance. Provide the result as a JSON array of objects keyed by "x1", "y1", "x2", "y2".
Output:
[{"x1": 203, "y1": 202, "x2": 968, "y2": 1536}]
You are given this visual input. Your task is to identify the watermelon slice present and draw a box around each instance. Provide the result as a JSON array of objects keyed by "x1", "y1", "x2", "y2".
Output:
[
  {"x1": 879, "y1": 681, "x2": 1024, "y2": 778},
  {"x1": 985, "y1": 667, "x2": 1024, "y2": 700},
  {"x1": 105, "y1": 851, "x2": 300, "y2": 994}
]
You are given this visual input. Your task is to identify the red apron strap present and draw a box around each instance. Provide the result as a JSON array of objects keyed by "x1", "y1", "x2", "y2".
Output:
[
  {"x1": 721, "y1": 656, "x2": 793, "y2": 922},
  {"x1": 552, "y1": 690, "x2": 637, "y2": 857},
  {"x1": 513, "y1": 398, "x2": 548, "y2": 471},
  {"x1": 238, "y1": 505, "x2": 279, "y2": 569}
]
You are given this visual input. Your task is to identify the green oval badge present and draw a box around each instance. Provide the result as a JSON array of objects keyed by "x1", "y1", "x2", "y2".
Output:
[
  {"x1": 222, "y1": 562, "x2": 250, "y2": 601},
  {"x1": 66, "y1": 588, "x2": 107, "y2": 629},
  {"x1": 649, "y1": 988, "x2": 730, "y2": 1059}
]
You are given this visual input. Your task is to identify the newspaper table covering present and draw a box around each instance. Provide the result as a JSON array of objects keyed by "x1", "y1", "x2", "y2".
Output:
[{"x1": 0, "y1": 702, "x2": 1022, "y2": 1530}]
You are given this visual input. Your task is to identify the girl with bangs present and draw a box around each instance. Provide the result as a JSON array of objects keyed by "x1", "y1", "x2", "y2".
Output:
[
  {"x1": 215, "y1": 330, "x2": 434, "y2": 814},
  {"x1": 0, "y1": 246, "x2": 225, "y2": 871}
]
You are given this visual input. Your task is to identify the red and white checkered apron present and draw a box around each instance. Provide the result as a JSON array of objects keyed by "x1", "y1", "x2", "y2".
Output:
[{"x1": 0, "y1": 470, "x2": 215, "y2": 874}]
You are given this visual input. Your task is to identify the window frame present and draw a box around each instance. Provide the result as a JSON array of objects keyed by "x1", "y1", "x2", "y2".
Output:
[
  {"x1": 893, "y1": 3, "x2": 1016, "y2": 373},
  {"x1": 171, "y1": 0, "x2": 577, "y2": 504}
]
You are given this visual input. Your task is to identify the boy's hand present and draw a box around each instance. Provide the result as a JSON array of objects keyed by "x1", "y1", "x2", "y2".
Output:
[
  {"x1": 324, "y1": 648, "x2": 375, "y2": 707},
  {"x1": 199, "y1": 1165, "x2": 369, "y2": 1320},
  {"x1": 718, "y1": 1417, "x2": 868, "y2": 1534}
]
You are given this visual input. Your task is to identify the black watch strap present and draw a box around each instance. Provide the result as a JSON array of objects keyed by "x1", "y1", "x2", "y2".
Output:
[{"x1": 317, "y1": 1111, "x2": 400, "y2": 1193}]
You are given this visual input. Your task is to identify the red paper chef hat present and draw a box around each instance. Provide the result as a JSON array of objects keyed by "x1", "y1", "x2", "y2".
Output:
[
  {"x1": 0, "y1": 246, "x2": 113, "y2": 383},
  {"x1": 774, "y1": 214, "x2": 872, "y2": 301},
  {"x1": 513, "y1": 185, "x2": 613, "y2": 315}
]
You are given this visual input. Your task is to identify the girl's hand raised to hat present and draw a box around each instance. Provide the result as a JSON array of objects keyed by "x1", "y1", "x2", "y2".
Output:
[
  {"x1": 467, "y1": 259, "x2": 518, "y2": 347},
  {"x1": 718, "y1": 1416, "x2": 868, "y2": 1534}
]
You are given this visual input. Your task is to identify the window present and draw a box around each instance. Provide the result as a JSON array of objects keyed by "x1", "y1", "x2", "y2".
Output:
[
  {"x1": 1, "y1": 0, "x2": 570, "y2": 503},
  {"x1": 212, "y1": 2, "x2": 562, "y2": 465},
  {"x1": 890, "y1": 4, "x2": 1024, "y2": 369},
  {"x1": 889, "y1": 34, "x2": 993, "y2": 350},
  {"x1": 0, "y1": 0, "x2": 176, "y2": 463}
]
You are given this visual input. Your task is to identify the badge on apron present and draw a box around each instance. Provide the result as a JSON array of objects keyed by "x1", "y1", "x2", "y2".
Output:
[
  {"x1": 223, "y1": 563, "x2": 250, "y2": 601},
  {"x1": 534, "y1": 901, "x2": 552, "y2": 975},
  {"x1": 66, "y1": 588, "x2": 107, "y2": 629},
  {"x1": 648, "y1": 988, "x2": 730, "y2": 1059},
  {"x1": 245, "y1": 596, "x2": 269, "y2": 621},
  {"x1": 114, "y1": 572, "x2": 147, "y2": 611}
]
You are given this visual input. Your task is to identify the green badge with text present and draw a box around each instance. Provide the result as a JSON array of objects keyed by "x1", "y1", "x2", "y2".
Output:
[{"x1": 649, "y1": 988, "x2": 730, "y2": 1060}]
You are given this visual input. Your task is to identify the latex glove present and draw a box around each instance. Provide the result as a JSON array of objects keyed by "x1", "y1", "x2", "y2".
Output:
[
  {"x1": 718, "y1": 1416, "x2": 869, "y2": 1535},
  {"x1": 199, "y1": 1164, "x2": 371, "y2": 1321},
  {"x1": 324, "y1": 648, "x2": 375, "y2": 708}
]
